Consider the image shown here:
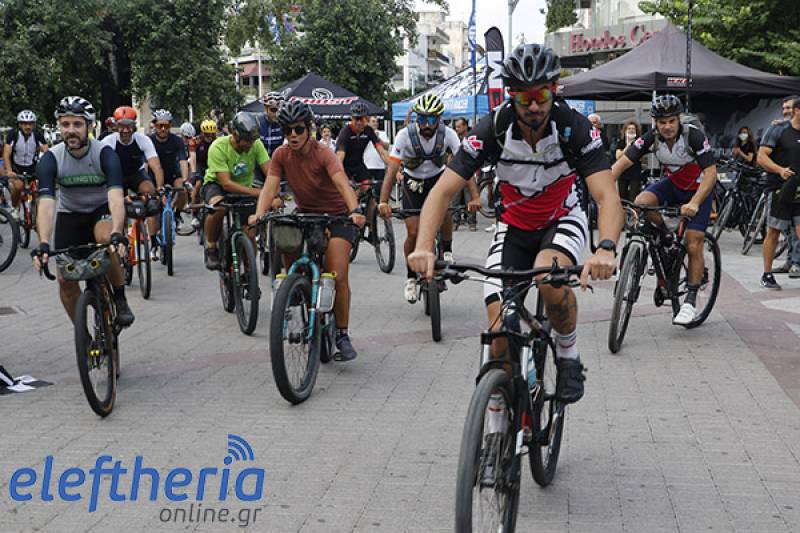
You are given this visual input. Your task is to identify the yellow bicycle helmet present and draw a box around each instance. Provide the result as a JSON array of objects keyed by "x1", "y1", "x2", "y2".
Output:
[
  {"x1": 413, "y1": 94, "x2": 445, "y2": 116},
  {"x1": 200, "y1": 119, "x2": 218, "y2": 134}
]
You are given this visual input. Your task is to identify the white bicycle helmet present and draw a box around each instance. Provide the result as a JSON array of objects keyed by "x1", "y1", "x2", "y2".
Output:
[
  {"x1": 54, "y1": 96, "x2": 96, "y2": 123},
  {"x1": 17, "y1": 110, "x2": 37, "y2": 123},
  {"x1": 152, "y1": 109, "x2": 174, "y2": 122},
  {"x1": 180, "y1": 122, "x2": 196, "y2": 137}
]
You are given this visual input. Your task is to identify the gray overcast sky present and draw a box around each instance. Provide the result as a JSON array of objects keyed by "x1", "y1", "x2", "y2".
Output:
[{"x1": 417, "y1": 0, "x2": 548, "y2": 46}]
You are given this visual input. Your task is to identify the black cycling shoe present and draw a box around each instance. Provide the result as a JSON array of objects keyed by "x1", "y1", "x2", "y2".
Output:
[
  {"x1": 205, "y1": 247, "x2": 221, "y2": 270},
  {"x1": 115, "y1": 297, "x2": 135, "y2": 328},
  {"x1": 333, "y1": 334, "x2": 358, "y2": 362},
  {"x1": 555, "y1": 357, "x2": 586, "y2": 404}
]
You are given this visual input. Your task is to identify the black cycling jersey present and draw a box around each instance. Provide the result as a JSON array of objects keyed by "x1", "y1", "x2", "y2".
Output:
[
  {"x1": 761, "y1": 120, "x2": 800, "y2": 189},
  {"x1": 149, "y1": 132, "x2": 187, "y2": 183},
  {"x1": 335, "y1": 124, "x2": 380, "y2": 172}
]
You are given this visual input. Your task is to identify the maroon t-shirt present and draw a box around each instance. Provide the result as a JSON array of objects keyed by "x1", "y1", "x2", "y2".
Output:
[{"x1": 270, "y1": 139, "x2": 348, "y2": 214}]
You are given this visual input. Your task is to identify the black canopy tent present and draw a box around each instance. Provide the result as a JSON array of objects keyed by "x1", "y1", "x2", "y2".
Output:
[
  {"x1": 241, "y1": 73, "x2": 384, "y2": 119},
  {"x1": 559, "y1": 24, "x2": 800, "y2": 100}
]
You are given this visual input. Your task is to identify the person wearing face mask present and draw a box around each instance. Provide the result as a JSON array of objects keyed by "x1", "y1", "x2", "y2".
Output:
[
  {"x1": 615, "y1": 120, "x2": 642, "y2": 202},
  {"x1": 732, "y1": 127, "x2": 757, "y2": 165}
]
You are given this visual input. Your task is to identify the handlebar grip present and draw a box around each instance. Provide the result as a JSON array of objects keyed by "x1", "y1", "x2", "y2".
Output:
[{"x1": 42, "y1": 263, "x2": 56, "y2": 281}]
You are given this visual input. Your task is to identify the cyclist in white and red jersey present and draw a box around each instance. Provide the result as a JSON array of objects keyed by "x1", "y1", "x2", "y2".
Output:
[
  {"x1": 612, "y1": 95, "x2": 717, "y2": 325},
  {"x1": 409, "y1": 43, "x2": 623, "y2": 404}
]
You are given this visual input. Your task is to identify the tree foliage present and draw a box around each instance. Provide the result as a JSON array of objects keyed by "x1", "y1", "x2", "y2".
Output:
[
  {"x1": 639, "y1": 0, "x2": 800, "y2": 76},
  {"x1": 228, "y1": 0, "x2": 447, "y2": 106},
  {"x1": 541, "y1": 0, "x2": 578, "y2": 33},
  {"x1": 0, "y1": 0, "x2": 239, "y2": 126}
]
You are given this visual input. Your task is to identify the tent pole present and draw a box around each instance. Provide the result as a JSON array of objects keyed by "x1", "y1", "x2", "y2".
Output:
[{"x1": 686, "y1": 0, "x2": 693, "y2": 112}]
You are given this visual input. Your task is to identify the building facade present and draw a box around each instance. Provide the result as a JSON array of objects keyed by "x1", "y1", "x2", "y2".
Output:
[{"x1": 393, "y1": 10, "x2": 462, "y2": 93}]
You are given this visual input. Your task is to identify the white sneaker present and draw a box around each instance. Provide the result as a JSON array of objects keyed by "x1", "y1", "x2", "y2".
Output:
[
  {"x1": 150, "y1": 246, "x2": 159, "y2": 262},
  {"x1": 443, "y1": 251, "x2": 455, "y2": 263},
  {"x1": 191, "y1": 217, "x2": 201, "y2": 229},
  {"x1": 672, "y1": 303, "x2": 697, "y2": 326},
  {"x1": 404, "y1": 278, "x2": 418, "y2": 303}
]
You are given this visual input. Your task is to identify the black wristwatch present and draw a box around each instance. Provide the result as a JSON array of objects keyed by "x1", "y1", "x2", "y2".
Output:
[
  {"x1": 597, "y1": 239, "x2": 617, "y2": 256},
  {"x1": 350, "y1": 206, "x2": 364, "y2": 216}
]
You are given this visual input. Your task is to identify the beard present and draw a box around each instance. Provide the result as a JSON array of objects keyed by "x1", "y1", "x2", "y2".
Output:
[{"x1": 419, "y1": 128, "x2": 436, "y2": 139}]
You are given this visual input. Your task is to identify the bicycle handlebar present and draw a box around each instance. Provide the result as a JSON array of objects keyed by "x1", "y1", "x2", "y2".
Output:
[
  {"x1": 38, "y1": 243, "x2": 108, "y2": 281},
  {"x1": 256, "y1": 212, "x2": 355, "y2": 228},
  {"x1": 621, "y1": 199, "x2": 681, "y2": 217},
  {"x1": 433, "y1": 260, "x2": 584, "y2": 285}
]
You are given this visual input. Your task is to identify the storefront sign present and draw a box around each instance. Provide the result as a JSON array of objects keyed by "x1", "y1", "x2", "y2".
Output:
[{"x1": 546, "y1": 19, "x2": 667, "y2": 58}]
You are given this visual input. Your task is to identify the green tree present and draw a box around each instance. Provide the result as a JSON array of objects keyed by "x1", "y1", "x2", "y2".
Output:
[
  {"x1": 0, "y1": 0, "x2": 239, "y2": 126},
  {"x1": 639, "y1": 0, "x2": 800, "y2": 76},
  {"x1": 228, "y1": 0, "x2": 447, "y2": 106},
  {"x1": 541, "y1": 0, "x2": 578, "y2": 33}
]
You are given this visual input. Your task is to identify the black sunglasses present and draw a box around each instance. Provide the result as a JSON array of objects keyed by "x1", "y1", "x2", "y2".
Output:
[{"x1": 282, "y1": 125, "x2": 306, "y2": 136}]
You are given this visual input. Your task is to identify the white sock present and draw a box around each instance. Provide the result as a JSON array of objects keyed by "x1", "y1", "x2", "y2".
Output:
[
  {"x1": 555, "y1": 329, "x2": 579, "y2": 360},
  {"x1": 486, "y1": 393, "x2": 508, "y2": 434}
]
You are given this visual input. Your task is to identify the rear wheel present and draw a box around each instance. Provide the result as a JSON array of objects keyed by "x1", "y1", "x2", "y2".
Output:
[
  {"x1": 269, "y1": 273, "x2": 321, "y2": 404},
  {"x1": 0, "y1": 208, "x2": 19, "y2": 272},
  {"x1": 478, "y1": 177, "x2": 496, "y2": 219},
  {"x1": 742, "y1": 194, "x2": 768, "y2": 255},
  {"x1": 671, "y1": 233, "x2": 721, "y2": 328},
  {"x1": 529, "y1": 324, "x2": 565, "y2": 486},
  {"x1": 712, "y1": 193, "x2": 734, "y2": 240},
  {"x1": 74, "y1": 288, "x2": 116, "y2": 417},
  {"x1": 454, "y1": 369, "x2": 518, "y2": 532},
  {"x1": 233, "y1": 235, "x2": 260, "y2": 335},
  {"x1": 608, "y1": 241, "x2": 644, "y2": 353}
]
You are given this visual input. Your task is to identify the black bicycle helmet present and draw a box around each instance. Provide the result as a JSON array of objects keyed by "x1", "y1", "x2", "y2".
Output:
[
  {"x1": 277, "y1": 99, "x2": 313, "y2": 127},
  {"x1": 230, "y1": 111, "x2": 259, "y2": 141},
  {"x1": 501, "y1": 43, "x2": 561, "y2": 87},
  {"x1": 650, "y1": 95, "x2": 684, "y2": 118},
  {"x1": 349, "y1": 102, "x2": 369, "y2": 118}
]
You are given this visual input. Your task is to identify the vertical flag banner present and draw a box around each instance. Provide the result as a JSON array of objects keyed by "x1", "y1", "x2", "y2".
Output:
[
  {"x1": 484, "y1": 27, "x2": 505, "y2": 111},
  {"x1": 469, "y1": 0, "x2": 477, "y2": 124}
]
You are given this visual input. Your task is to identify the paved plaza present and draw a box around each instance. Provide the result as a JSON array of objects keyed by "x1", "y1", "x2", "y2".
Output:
[{"x1": 1, "y1": 220, "x2": 799, "y2": 532}]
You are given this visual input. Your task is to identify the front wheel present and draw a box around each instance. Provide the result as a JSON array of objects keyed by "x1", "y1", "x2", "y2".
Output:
[
  {"x1": 741, "y1": 194, "x2": 767, "y2": 255},
  {"x1": 478, "y1": 177, "x2": 496, "y2": 219},
  {"x1": 0, "y1": 208, "x2": 19, "y2": 272},
  {"x1": 454, "y1": 369, "x2": 519, "y2": 532},
  {"x1": 671, "y1": 233, "x2": 721, "y2": 328},
  {"x1": 608, "y1": 241, "x2": 645, "y2": 353},
  {"x1": 17, "y1": 203, "x2": 30, "y2": 249},
  {"x1": 162, "y1": 210, "x2": 174, "y2": 276},
  {"x1": 233, "y1": 235, "x2": 260, "y2": 335},
  {"x1": 74, "y1": 288, "x2": 117, "y2": 417},
  {"x1": 374, "y1": 213, "x2": 396, "y2": 274},
  {"x1": 136, "y1": 223, "x2": 151, "y2": 300},
  {"x1": 529, "y1": 326, "x2": 565, "y2": 486},
  {"x1": 269, "y1": 273, "x2": 321, "y2": 404},
  {"x1": 426, "y1": 279, "x2": 442, "y2": 342}
]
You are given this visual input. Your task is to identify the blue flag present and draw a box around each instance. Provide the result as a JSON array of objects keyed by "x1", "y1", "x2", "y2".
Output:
[
  {"x1": 268, "y1": 14, "x2": 281, "y2": 44},
  {"x1": 468, "y1": 0, "x2": 477, "y2": 68}
]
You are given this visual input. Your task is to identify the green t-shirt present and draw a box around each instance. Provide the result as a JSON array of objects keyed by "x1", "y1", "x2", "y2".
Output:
[{"x1": 203, "y1": 136, "x2": 269, "y2": 186}]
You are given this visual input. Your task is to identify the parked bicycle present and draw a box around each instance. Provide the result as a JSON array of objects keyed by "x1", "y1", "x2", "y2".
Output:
[
  {"x1": 41, "y1": 243, "x2": 124, "y2": 417},
  {"x1": 438, "y1": 260, "x2": 585, "y2": 532},
  {"x1": 741, "y1": 186, "x2": 789, "y2": 257},
  {"x1": 349, "y1": 179, "x2": 395, "y2": 273},
  {"x1": 206, "y1": 194, "x2": 260, "y2": 335},
  {"x1": 260, "y1": 212, "x2": 353, "y2": 404},
  {"x1": 11, "y1": 173, "x2": 38, "y2": 248},
  {"x1": 608, "y1": 202, "x2": 721, "y2": 353}
]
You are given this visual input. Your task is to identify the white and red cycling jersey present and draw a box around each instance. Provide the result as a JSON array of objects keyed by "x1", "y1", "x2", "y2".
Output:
[{"x1": 448, "y1": 100, "x2": 609, "y2": 231}]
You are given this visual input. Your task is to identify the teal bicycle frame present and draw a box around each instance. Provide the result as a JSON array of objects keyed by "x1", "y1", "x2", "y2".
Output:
[{"x1": 284, "y1": 255, "x2": 322, "y2": 340}]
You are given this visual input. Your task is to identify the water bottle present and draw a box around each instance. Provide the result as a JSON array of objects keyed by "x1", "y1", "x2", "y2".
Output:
[{"x1": 317, "y1": 272, "x2": 336, "y2": 313}]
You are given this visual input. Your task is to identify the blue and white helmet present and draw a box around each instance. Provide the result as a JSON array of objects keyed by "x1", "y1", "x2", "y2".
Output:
[{"x1": 17, "y1": 110, "x2": 37, "y2": 123}]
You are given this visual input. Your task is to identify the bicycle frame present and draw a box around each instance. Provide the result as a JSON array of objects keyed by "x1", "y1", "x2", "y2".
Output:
[
  {"x1": 284, "y1": 255, "x2": 323, "y2": 340},
  {"x1": 126, "y1": 218, "x2": 144, "y2": 267}
]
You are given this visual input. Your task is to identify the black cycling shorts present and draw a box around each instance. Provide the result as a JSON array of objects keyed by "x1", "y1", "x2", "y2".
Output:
[
  {"x1": 345, "y1": 165, "x2": 371, "y2": 184},
  {"x1": 124, "y1": 169, "x2": 153, "y2": 193},
  {"x1": 483, "y1": 208, "x2": 587, "y2": 305},
  {"x1": 202, "y1": 182, "x2": 257, "y2": 227},
  {"x1": 53, "y1": 205, "x2": 111, "y2": 250},
  {"x1": 401, "y1": 172, "x2": 442, "y2": 212}
]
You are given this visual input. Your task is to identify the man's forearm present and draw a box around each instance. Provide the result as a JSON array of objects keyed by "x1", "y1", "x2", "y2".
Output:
[
  {"x1": 149, "y1": 159, "x2": 165, "y2": 188},
  {"x1": 466, "y1": 176, "x2": 480, "y2": 200},
  {"x1": 757, "y1": 151, "x2": 784, "y2": 176},
  {"x1": 36, "y1": 199, "x2": 55, "y2": 245},
  {"x1": 380, "y1": 162, "x2": 400, "y2": 203},
  {"x1": 691, "y1": 169, "x2": 717, "y2": 204},
  {"x1": 108, "y1": 191, "x2": 126, "y2": 234},
  {"x1": 180, "y1": 160, "x2": 189, "y2": 181}
]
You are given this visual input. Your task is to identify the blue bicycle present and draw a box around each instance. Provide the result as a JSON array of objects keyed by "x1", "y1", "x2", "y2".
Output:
[
  {"x1": 260, "y1": 212, "x2": 352, "y2": 404},
  {"x1": 156, "y1": 183, "x2": 191, "y2": 276}
]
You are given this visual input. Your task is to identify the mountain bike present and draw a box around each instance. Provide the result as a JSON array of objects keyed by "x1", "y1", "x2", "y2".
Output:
[
  {"x1": 438, "y1": 260, "x2": 585, "y2": 532},
  {"x1": 260, "y1": 212, "x2": 353, "y2": 404},
  {"x1": 208, "y1": 194, "x2": 260, "y2": 335},
  {"x1": 608, "y1": 202, "x2": 721, "y2": 353},
  {"x1": 41, "y1": 244, "x2": 124, "y2": 417},
  {"x1": 13, "y1": 173, "x2": 38, "y2": 248},
  {"x1": 155, "y1": 183, "x2": 192, "y2": 276},
  {"x1": 392, "y1": 207, "x2": 451, "y2": 342},
  {"x1": 124, "y1": 195, "x2": 153, "y2": 299},
  {"x1": 349, "y1": 179, "x2": 395, "y2": 273},
  {"x1": 712, "y1": 159, "x2": 764, "y2": 241}
]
